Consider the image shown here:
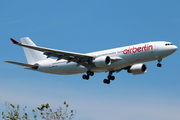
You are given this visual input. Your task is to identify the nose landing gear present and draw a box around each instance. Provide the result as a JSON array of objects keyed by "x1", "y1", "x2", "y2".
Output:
[
  {"x1": 157, "y1": 58, "x2": 162, "y2": 67},
  {"x1": 157, "y1": 63, "x2": 162, "y2": 67}
]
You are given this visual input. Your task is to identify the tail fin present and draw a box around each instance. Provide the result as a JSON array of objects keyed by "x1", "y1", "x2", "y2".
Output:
[{"x1": 20, "y1": 37, "x2": 47, "y2": 64}]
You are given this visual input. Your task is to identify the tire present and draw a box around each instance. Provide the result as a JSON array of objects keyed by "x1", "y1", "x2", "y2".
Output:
[
  {"x1": 106, "y1": 80, "x2": 110, "y2": 84},
  {"x1": 108, "y1": 75, "x2": 111, "y2": 80},
  {"x1": 87, "y1": 71, "x2": 91, "y2": 75},
  {"x1": 157, "y1": 63, "x2": 162, "y2": 67},
  {"x1": 86, "y1": 75, "x2": 89, "y2": 80},
  {"x1": 111, "y1": 76, "x2": 115, "y2": 80},
  {"x1": 103, "y1": 79, "x2": 110, "y2": 84},
  {"x1": 103, "y1": 79, "x2": 107, "y2": 83},
  {"x1": 90, "y1": 72, "x2": 94, "y2": 76},
  {"x1": 108, "y1": 75, "x2": 115, "y2": 80},
  {"x1": 82, "y1": 75, "x2": 87, "y2": 79}
]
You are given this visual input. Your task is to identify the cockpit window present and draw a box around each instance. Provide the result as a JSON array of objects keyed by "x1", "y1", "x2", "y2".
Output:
[{"x1": 165, "y1": 43, "x2": 173, "y2": 46}]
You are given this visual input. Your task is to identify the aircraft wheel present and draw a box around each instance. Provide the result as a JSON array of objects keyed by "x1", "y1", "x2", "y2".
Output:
[
  {"x1": 83, "y1": 75, "x2": 89, "y2": 80},
  {"x1": 108, "y1": 75, "x2": 115, "y2": 80},
  {"x1": 157, "y1": 63, "x2": 162, "y2": 67},
  {"x1": 106, "y1": 80, "x2": 110, "y2": 84},
  {"x1": 82, "y1": 75, "x2": 87, "y2": 79},
  {"x1": 111, "y1": 76, "x2": 115, "y2": 80},
  {"x1": 89, "y1": 71, "x2": 94, "y2": 76},
  {"x1": 103, "y1": 79, "x2": 110, "y2": 84},
  {"x1": 103, "y1": 79, "x2": 107, "y2": 83},
  {"x1": 108, "y1": 75, "x2": 111, "y2": 80},
  {"x1": 87, "y1": 71, "x2": 94, "y2": 76},
  {"x1": 87, "y1": 71, "x2": 91, "y2": 75},
  {"x1": 85, "y1": 75, "x2": 89, "y2": 80}
]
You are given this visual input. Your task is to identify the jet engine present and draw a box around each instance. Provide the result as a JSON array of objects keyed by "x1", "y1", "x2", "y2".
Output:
[
  {"x1": 31, "y1": 63, "x2": 39, "y2": 70},
  {"x1": 128, "y1": 64, "x2": 147, "y2": 75},
  {"x1": 93, "y1": 56, "x2": 111, "y2": 67}
]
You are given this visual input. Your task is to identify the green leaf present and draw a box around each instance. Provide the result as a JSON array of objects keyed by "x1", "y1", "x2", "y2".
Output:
[
  {"x1": 66, "y1": 104, "x2": 69, "y2": 107},
  {"x1": 46, "y1": 103, "x2": 50, "y2": 108},
  {"x1": 34, "y1": 115, "x2": 37, "y2": 118},
  {"x1": 25, "y1": 112, "x2": 27, "y2": 116},
  {"x1": 10, "y1": 104, "x2": 15, "y2": 108}
]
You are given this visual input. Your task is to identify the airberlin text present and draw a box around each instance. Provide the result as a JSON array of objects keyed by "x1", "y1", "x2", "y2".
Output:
[{"x1": 123, "y1": 44, "x2": 153, "y2": 55}]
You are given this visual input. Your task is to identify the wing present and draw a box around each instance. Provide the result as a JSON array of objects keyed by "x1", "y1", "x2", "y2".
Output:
[{"x1": 10, "y1": 38, "x2": 94, "y2": 65}]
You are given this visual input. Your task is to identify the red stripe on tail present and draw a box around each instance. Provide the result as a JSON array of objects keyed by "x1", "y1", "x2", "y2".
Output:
[{"x1": 10, "y1": 38, "x2": 19, "y2": 44}]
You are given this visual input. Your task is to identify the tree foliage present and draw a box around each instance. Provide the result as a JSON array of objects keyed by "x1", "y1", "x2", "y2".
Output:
[{"x1": 2, "y1": 101, "x2": 76, "y2": 120}]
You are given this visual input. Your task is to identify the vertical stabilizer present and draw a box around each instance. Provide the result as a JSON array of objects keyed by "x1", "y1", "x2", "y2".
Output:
[{"x1": 20, "y1": 37, "x2": 47, "y2": 64}]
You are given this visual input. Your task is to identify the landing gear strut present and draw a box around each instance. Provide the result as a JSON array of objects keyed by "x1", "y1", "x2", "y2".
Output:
[
  {"x1": 103, "y1": 71, "x2": 115, "y2": 84},
  {"x1": 157, "y1": 58, "x2": 162, "y2": 67},
  {"x1": 82, "y1": 71, "x2": 94, "y2": 80}
]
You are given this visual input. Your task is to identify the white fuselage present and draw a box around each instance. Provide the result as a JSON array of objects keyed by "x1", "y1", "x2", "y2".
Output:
[{"x1": 33, "y1": 41, "x2": 177, "y2": 75}]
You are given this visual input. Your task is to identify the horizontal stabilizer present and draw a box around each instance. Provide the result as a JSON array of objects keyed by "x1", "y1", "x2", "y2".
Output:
[{"x1": 5, "y1": 61, "x2": 38, "y2": 68}]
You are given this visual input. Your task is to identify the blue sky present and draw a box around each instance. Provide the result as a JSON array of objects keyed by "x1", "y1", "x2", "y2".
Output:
[{"x1": 0, "y1": 0, "x2": 180, "y2": 120}]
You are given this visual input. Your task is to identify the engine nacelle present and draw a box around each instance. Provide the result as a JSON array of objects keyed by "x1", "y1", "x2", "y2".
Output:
[
  {"x1": 93, "y1": 56, "x2": 111, "y2": 67},
  {"x1": 128, "y1": 64, "x2": 147, "y2": 75},
  {"x1": 32, "y1": 63, "x2": 39, "y2": 70}
]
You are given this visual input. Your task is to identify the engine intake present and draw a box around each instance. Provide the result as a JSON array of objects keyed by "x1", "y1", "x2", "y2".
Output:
[
  {"x1": 93, "y1": 56, "x2": 111, "y2": 67},
  {"x1": 128, "y1": 64, "x2": 147, "y2": 75}
]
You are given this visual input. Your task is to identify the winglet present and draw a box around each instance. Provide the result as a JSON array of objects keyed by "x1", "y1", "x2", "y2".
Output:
[{"x1": 10, "y1": 38, "x2": 19, "y2": 44}]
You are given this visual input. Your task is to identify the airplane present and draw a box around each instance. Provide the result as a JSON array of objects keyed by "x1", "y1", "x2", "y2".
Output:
[{"x1": 5, "y1": 37, "x2": 178, "y2": 84}]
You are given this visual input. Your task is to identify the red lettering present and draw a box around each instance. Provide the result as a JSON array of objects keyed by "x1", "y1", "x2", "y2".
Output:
[
  {"x1": 132, "y1": 47, "x2": 136, "y2": 53},
  {"x1": 149, "y1": 45, "x2": 153, "y2": 50},
  {"x1": 137, "y1": 47, "x2": 141, "y2": 52},
  {"x1": 147, "y1": 44, "x2": 150, "y2": 51},
  {"x1": 129, "y1": 47, "x2": 131, "y2": 54},
  {"x1": 143, "y1": 45, "x2": 147, "y2": 51},
  {"x1": 123, "y1": 49, "x2": 128, "y2": 54},
  {"x1": 123, "y1": 44, "x2": 153, "y2": 55}
]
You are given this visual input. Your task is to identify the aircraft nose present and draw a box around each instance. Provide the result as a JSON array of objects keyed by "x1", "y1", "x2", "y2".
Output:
[
  {"x1": 173, "y1": 45, "x2": 178, "y2": 51},
  {"x1": 169, "y1": 45, "x2": 178, "y2": 54}
]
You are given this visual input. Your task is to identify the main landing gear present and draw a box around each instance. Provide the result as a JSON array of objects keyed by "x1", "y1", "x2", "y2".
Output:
[
  {"x1": 157, "y1": 58, "x2": 162, "y2": 67},
  {"x1": 82, "y1": 70, "x2": 115, "y2": 84},
  {"x1": 82, "y1": 71, "x2": 94, "y2": 80},
  {"x1": 103, "y1": 71, "x2": 115, "y2": 84}
]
